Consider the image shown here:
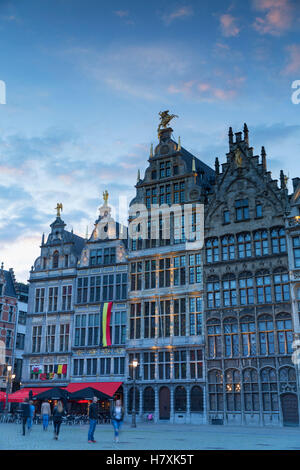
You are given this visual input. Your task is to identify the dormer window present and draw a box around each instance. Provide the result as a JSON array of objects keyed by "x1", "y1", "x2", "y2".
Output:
[
  {"x1": 235, "y1": 199, "x2": 249, "y2": 221},
  {"x1": 256, "y1": 203, "x2": 262, "y2": 218},
  {"x1": 52, "y1": 251, "x2": 59, "y2": 269},
  {"x1": 223, "y1": 210, "x2": 230, "y2": 224}
]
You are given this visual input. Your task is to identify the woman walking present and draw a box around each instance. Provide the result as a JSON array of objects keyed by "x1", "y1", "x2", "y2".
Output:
[
  {"x1": 52, "y1": 400, "x2": 65, "y2": 440},
  {"x1": 110, "y1": 399, "x2": 124, "y2": 443},
  {"x1": 41, "y1": 399, "x2": 51, "y2": 431}
]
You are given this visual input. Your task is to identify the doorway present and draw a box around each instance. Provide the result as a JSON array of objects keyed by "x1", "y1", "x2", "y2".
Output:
[
  {"x1": 281, "y1": 393, "x2": 299, "y2": 426},
  {"x1": 159, "y1": 386, "x2": 170, "y2": 420}
]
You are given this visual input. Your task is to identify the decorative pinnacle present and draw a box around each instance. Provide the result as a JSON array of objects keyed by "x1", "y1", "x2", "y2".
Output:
[
  {"x1": 178, "y1": 136, "x2": 181, "y2": 151},
  {"x1": 55, "y1": 203, "x2": 63, "y2": 218},
  {"x1": 137, "y1": 169, "x2": 141, "y2": 182},
  {"x1": 192, "y1": 157, "x2": 196, "y2": 173},
  {"x1": 103, "y1": 190, "x2": 109, "y2": 205},
  {"x1": 150, "y1": 143, "x2": 153, "y2": 158}
]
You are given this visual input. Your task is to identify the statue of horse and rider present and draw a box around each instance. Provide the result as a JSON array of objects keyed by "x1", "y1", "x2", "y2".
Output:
[{"x1": 157, "y1": 110, "x2": 178, "y2": 133}]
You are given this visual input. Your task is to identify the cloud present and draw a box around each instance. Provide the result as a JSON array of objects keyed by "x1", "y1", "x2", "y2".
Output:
[
  {"x1": 161, "y1": 6, "x2": 193, "y2": 25},
  {"x1": 282, "y1": 44, "x2": 300, "y2": 74},
  {"x1": 220, "y1": 14, "x2": 240, "y2": 37},
  {"x1": 252, "y1": 0, "x2": 293, "y2": 35},
  {"x1": 114, "y1": 10, "x2": 129, "y2": 18}
]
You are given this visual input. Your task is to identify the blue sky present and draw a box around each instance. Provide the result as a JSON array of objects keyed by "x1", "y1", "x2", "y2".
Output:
[{"x1": 0, "y1": 0, "x2": 300, "y2": 281}]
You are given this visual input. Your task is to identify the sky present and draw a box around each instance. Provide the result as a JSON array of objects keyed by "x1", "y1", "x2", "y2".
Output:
[{"x1": 0, "y1": 0, "x2": 300, "y2": 282}]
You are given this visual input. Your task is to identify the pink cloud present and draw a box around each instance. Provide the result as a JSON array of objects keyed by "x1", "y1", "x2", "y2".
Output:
[
  {"x1": 282, "y1": 45, "x2": 300, "y2": 74},
  {"x1": 220, "y1": 14, "x2": 240, "y2": 37},
  {"x1": 252, "y1": 0, "x2": 293, "y2": 35},
  {"x1": 162, "y1": 6, "x2": 193, "y2": 25},
  {"x1": 168, "y1": 79, "x2": 241, "y2": 102}
]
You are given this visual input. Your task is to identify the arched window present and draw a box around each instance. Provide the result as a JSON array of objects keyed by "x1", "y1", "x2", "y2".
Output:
[
  {"x1": 271, "y1": 227, "x2": 286, "y2": 254},
  {"x1": 207, "y1": 318, "x2": 222, "y2": 358},
  {"x1": 221, "y1": 235, "x2": 235, "y2": 261},
  {"x1": 225, "y1": 369, "x2": 241, "y2": 411},
  {"x1": 243, "y1": 368, "x2": 259, "y2": 411},
  {"x1": 143, "y1": 387, "x2": 155, "y2": 412},
  {"x1": 174, "y1": 386, "x2": 187, "y2": 412},
  {"x1": 261, "y1": 368, "x2": 278, "y2": 411},
  {"x1": 256, "y1": 270, "x2": 272, "y2": 304},
  {"x1": 279, "y1": 366, "x2": 297, "y2": 393},
  {"x1": 222, "y1": 274, "x2": 237, "y2": 307},
  {"x1": 128, "y1": 386, "x2": 140, "y2": 414},
  {"x1": 190, "y1": 386, "x2": 204, "y2": 412},
  {"x1": 224, "y1": 317, "x2": 239, "y2": 357},
  {"x1": 206, "y1": 238, "x2": 219, "y2": 263},
  {"x1": 237, "y1": 232, "x2": 251, "y2": 258},
  {"x1": 276, "y1": 313, "x2": 293, "y2": 354},
  {"x1": 239, "y1": 272, "x2": 254, "y2": 305},
  {"x1": 258, "y1": 314, "x2": 274, "y2": 355},
  {"x1": 208, "y1": 369, "x2": 223, "y2": 411},
  {"x1": 207, "y1": 276, "x2": 220, "y2": 308},
  {"x1": 52, "y1": 251, "x2": 59, "y2": 269},
  {"x1": 241, "y1": 316, "x2": 256, "y2": 356},
  {"x1": 254, "y1": 230, "x2": 269, "y2": 256}
]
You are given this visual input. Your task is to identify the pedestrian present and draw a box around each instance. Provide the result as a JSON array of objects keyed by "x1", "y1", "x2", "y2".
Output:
[
  {"x1": 110, "y1": 399, "x2": 124, "y2": 443},
  {"x1": 41, "y1": 399, "x2": 51, "y2": 431},
  {"x1": 88, "y1": 396, "x2": 98, "y2": 443},
  {"x1": 20, "y1": 398, "x2": 31, "y2": 436},
  {"x1": 52, "y1": 399, "x2": 65, "y2": 440},
  {"x1": 27, "y1": 400, "x2": 35, "y2": 432}
]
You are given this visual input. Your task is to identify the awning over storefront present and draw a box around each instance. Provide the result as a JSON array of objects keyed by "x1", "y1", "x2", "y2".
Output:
[
  {"x1": 66, "y1": 382, "x2": 122, "y2": 398},
  {"x1": 0, "y1": 391, "x2": 6, "y2": 401},
  {"x1": 8, "y1": 387, "x2": 52, "y2": 402}
]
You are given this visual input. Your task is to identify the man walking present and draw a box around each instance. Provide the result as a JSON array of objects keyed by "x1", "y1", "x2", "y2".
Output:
[
  {"x1": 27, "y1": 400, "x2": 35, "y2": 432},
  {"x1": 88, "y1": 396, "x2": 98, "y2": 443},
  {"x1": 41, "y1": 399, "x2": 51, "y2": 431},
  {"x1": 20, "y1": 398, "x2": 31, "y2": 436}
]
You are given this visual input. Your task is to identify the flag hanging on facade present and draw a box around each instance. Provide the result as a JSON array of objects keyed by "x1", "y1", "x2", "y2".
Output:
[{"x1": 101, "y1": 302, "x2": 113, "y2": 347}]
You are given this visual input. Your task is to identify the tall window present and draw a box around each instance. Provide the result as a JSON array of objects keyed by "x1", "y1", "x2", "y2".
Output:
[
  {"x1": 224, "y1": 318, "x2": 239, "y2": 357},
  {"x1": 74, "y1": 314, "x2": 86, "y2": 347},
  {"x1": 271, "y1": 228, "x2": 286, "y2": 253},
  {"x1": 207, "y1": 278, "x2": 220, "y2": 308},
  {"x1": 130, "y1": 303, "x2": 141, "y2": 339},
  {"x1": 207, "y1": 319, "x2": 222, "y2": 358},
  {"x1": 190, "y1": 350, "x2": 203, "y2": 379},
  {"x1": 243, "y1": 369, "x2": 259, "y2": 411},
  {"x1": 59, "y1": 324, "x2": 69, "y2": 352},
  {"x1": 174, "y1": 351, "x2": 187, "y2": 379},
  {"x1": 130, "y1": 263, "x2": 142, "y2": 291},
  {"x1": 173, "y1": 181, "x2": 184, "y2": 203},
  {"x1": 87, "y1": 313, "x2": 100, "y2": 346},
  {"x1": 144, "y1": 301, "x2": 156, "y2": 338},
  {"x1": 158, "y1": 351, "x2": 170, "y2": 379},
  {"x1": 143, "y1": 387, "x2": 155, "y2": 412},
  {"x1": 113, "y1": 357, "x2": 125, "y2": 375},
  {"x1": 143, "y1": 352, "x2": 155, "y2": 380},
  {"x1": 254, "y1": 230, "x2": 269, "y2": 256},
  {"x1": 223, "y1": 210, "x2": 230, "y2": 224},
  {"x1": 32, "y1": 326, "x2": 42, "y2": 353},
  {"x1": 190, "y1": 386, "x2": 204, "y2": 411},
  {"x1": 189, "y1": 253, "x2": 201, "y2": 284},
  {"x1": 255, "y1": 203, "x2": 262, "y2": 218},
  {"x1": 256, "y1": 271, "x2": 272, "y2": 304},
  {"x1": 208, "y1": 370, "x2": 223, "y2": 411},
  {"x1": 35, "y1": 288, "x2": 45, "y2": 313},
  {"x1": 48, "y1": 287, "x2": 58, "y2": 312},
  {"x1": 8, "y1": 306, "x2": 14, "y2": 322},
  {"x1": 73, "y1": 359, "x2": 84, "y2": 376},
  {"x1": 189, "y1": 297, "x2": 202, "y2": 335},
  {"x1": 145, "y1": 260, "x2": 156, "y2": 289},
  {"x1": 90, "y1": 249, "x2": 102, "y2": 266},
  {"x1": 103, "y1": 274, "x2": 114, "y2": 301},
  {"x1": 77, "y1": 277, "x2": 88, "y2": 303},
  {"x1": 222, "y1": 276, "x2": 237, "y2": 307},
  {"x1": 46, "y1": 325, "x2": 56, "y2": 352},
  {"x1": 293, "y1": 236, "x2": 300, "y2": 268},
  {"x1": 100, "y1": 358, "x2": 111, "y2": 375},
  {"x1": 274, "y1": 270, "x2": 290, "y2": 302},
  {"x1": 235, "y1": 199, "x2": 249, "y2": 221},
  {"x1": 174, "y1": 386, "x2": 187, "y2": 411},
  {"x1": 116, "y1": 274, "x2": 127, "y2": 300},
  {"x1": 158, "y1": 258, "x2": 171, "y2": 288},
  {"x1": 258, "y1": 315, "x2": 274, "y2": 355},
  {"x1": 276, "y1": 314, "x2": 293, "y2": 354},
  {"x1": 89, "y1": 276, "x2": 101, "y2": 303},
  {"x1": 261, "y1": 368, "x2": 278, "y2": 411},
  {"x1": 6, "y1": 330, "x2": 12, "y2": 349},
  {"x1": 225, "y1": 369, "x2": 241, "y2": 411},
  {"x1": 158, "y1": 300, "x2": 171, "y2": 337},
  {"x1": 173, "y1": 256, "x2": 186, "y2": 286},
  {"x1": 113, "y1": 310, "x2": 126, "y2": 345},
  {"x1": 62, "y1": 286, "x2": 72, "y2": 310},
  {"x1": 241, "y1": 316, "x2": 256, "y2": 356},
  {"x1": 104, "y1": 247, "x2": 116, "y2": 264},
  {"x1": 174, "y1": 298, "x2": 186, "y2": 336},
  {"x1": 52, "y1": 251, "x2": 59, "y2": 269},
  {"x1": 237, "y1": 233, "x2": 251, "y2": 258},
  {"x1": 206, "y1": 238, "x2": 219, "y2": 263},
  {"x1": 221, "y1": 235, "x2": 235, "y2": 261},
  {"x1": 239, "y1": 273, "x2": 254, "y2": 305},
  {"x1": 16, "y1": 333, "x2": 25, "y2": 350},
  {"x1": 87, "y1": 358, "x2": 97, "y2": 376}
]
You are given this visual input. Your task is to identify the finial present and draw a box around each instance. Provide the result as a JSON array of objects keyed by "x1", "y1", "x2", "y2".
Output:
[
  {"x1": 215, "y1": 157, "x2": 220, "y2": 175},
  {"x1": 243, "y1": 123, "x2": 249, "y2": 145},
  {"x1": 150, "y1": 143, "x2": 153, "y2": 158},
  {"x1": 177, "y1": 136, "x2": 181, "y2": 151},
  {"x1": 137, "y1": 169, "x2": 141, "y2": 182},
  {"x1": 55, "y1": 203, "x2": 63, "y2": 218},
  {"x1": 192, "y1": 157, "x2": 196, "y2": 173},
  {"x1": 228, "y1": 127, "x2": 233, "y2": 144},
  {"x1": 86, "y1": 226, "x2": 89, "y2": 239},
  {"x1": 103, "y1": 190, "x2": 109, "y2": 205},
  {"x1": 280, "y1": 170, "x2": 286, "y2": 189},
  {"x1": 261, "y1": 146, "x2": 266, "y2": 171},
  {"x1": 41, "y1": 233, "x2": 45, "y2": 245}
]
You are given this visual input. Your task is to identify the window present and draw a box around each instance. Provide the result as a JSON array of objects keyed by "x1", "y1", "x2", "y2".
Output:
[
  {"x1": 145, "y1": 260, "x2": 156, "y2": 289},
  {"x1": 208, "y1": 370, "x2": 223, "y2": 411},
  {"x1": 158, "y1": 300, "x2": 171, "y2": 337},
  {"x1": 159, "y1": 161, "x2": 171, "y2": 179},
  {"x1": 100, "y1": 357, "x2": 111, "y2": 375},
  {"x1": 113, "y1": 357, "x2": 125, "y2": 375},
  {"x1": 116, "y1": 274, "x2": 127, "y2": 300},
  {"x1": 258, "y1": 315, "x2": 274, "y2": 355},
  {"x1": 190, "y1": 350, "x2": 203, "y2": 379},
  {"x1": 130, "y1": 263, "x2": 142, "y2": 291},
  {"x1": 87, "y1": 313, "x2": 100, "y2": 346},
  {"x1": 158, "y1": 258, "x2": 171, "y2": 288},
  {"x1": 59, "y1": 324, "x2": 69, "y2": 352},
  {"x1": 18, "y1": 310, "x2": 26, "y2": 325},
  {"x1": 35, "y1": 288, "x2": 45, "y2": 313},
  {"x1": 174, "y1": 298, "x2": 186, "y2": 336},
  {"x1": 206, "y1": 238, "x2": 219, "y2": 263},
  {"x1": 128, "y1": 353, "x2": 141, "y2": 379},
  {"x1": 173, "y1": 181, "x2": 185, "y2": 203},
  {"x1": 104, "y1": 247, "x2": 116, "y2": 264},
  {"x1": 261, "y1": 368, "x2": 278, "y2": 411},
  {"x1": 87, "y1": 358, "x2": 98, "y2": 376},
  {"x1": 276, "y1": 314, "x2": 293, "y2": 354},
  {"x1": 74, "y1": 314, "x2": 87, "y2": 347},
  {"x1": 189, "y1": 253, "x2": 201, "y2": 284},
  {"x1": 221, "y1": 235, "x2": 235, "y2": 261},
  {"x1": 73, "y1": 359, "x2": 84, "y2": 376},
  {"x1": 128, "y1": 386, "x2": 140, "y2": 414},
  {"x1": 46, "y1": 325, "x2": 56, "y2": 352},
  {"x1": 6, "y1": 330, "x2": 12, "y2": 349},
  {"x1": 190, "y1": 386, "x2": 204, "y2": 411},
  {"x1": 143, "y1": 352, "x2": 155, "y2": 380},
  {"x1": 207, "y1": 319, "x2": 222, "y2": 358},
  {"x1": 48, "y1": 287, "x2": 58, "y2": 312},
  {"x1": 174, "y1": 351, "x2": 186, "y2": 379},
  {"x1": 90, "y1": 249, "x2": 102, "y2": 266},
  {"x1": 145, "y1": 187, "x2": 157, "y2": 209},
  {"x1": 207, "y1": 279, "x2": 220, "y2": 308},
  {"x1": 243, "y1": 369, "x2": 259, "y2": 411},
  {"x1": 224, "y1": 318, "x2": 239, "y2": 357},
  {"x1": 143, "y1": 387, "x2": 155, "y2": 412},
  {"x1": 223, "y1": 210, "x2": 230, "y2": 224},
  {"x1": 254, "y1": 230, "x2": 269, "y2": 256},
  {"x1": 293, "y1": 236, "x2": 300, "y2": 268},
  {"x1": 32, "y1": 326, "x2": 42, "y2": 353},
  {"x1": 225, "y1": 369, "x2": 241, "y2": 411},
  {"x1": 113, "y1": 310, "x2": 126, "y2": 345},
  {"x1": 158, "y1": 351, "x2": 170, "y2": 379},
  {"x1": 173, "y1": 256, "x2": 186, "y2": 286},
  {"x1": 174, "y1": 386, "x2": 187, "y2": 411},
  {"x1": 130, "y1": 303, "x2": 141, "y2": 339},
  {"x1": 144, "y1": 302, "x2": 156, "y2": 338},
  {"x1": 256, "y1": 271, "x2": 272, "y2": 304},
  {"x1": 235, "y1": 199, "x2": 249, "y2": 221},
  {"x1": 241, "y1": 316, "x2": 256, "y2": 356},
  {"x1": 223, "y1": 277, "x2": 237, "y2": 307},
  {"x1": 239, "y1": 273, "x2": 254, "y2": 305},
  {"x1": 237, "y1": 233, "x2": 251, "y2": 258},
  {"x1": 271, "y1": 228, "x2": 286, "y2": 253},
  {"x1": 8, "y1": 306, "x2": 14, "y2": 322},
  {"x1": 256, "y1": 204, "x2": 262, "y2": 218},
  {"x1": 77, "y1": 277, "x2": 88, "y2": 303},
  {"x1": 274, "y1": 271, "x2": 290, "y2": 302},
  {"x1": 103, "y1": 274, "x2": 114, "y2": 301},
  {"x1": 89, "y1": 276, "x2": 101, "y2": 303},
  {"x1": 189, "y1": 297, "x2": 202, "y2": 335},
  {"x1": 52, "y1": 251, "x2": 59, "y2": 269}
]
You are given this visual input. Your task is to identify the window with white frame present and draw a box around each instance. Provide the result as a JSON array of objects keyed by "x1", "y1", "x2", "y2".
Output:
[{"x1": 35, "y1": 288, "x2": 45, "y2": 313}]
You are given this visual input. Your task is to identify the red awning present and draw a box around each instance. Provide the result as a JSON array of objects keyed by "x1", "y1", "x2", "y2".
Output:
[
  {"x1": 66, "y1": 382, "x2": 122, "y2": 397},
  {"x1": 0, "y1": 391, "x2": 6, "y2": 401},
  {"x1": 8, "y1": 387, "x2": 52, "y2": 402}
]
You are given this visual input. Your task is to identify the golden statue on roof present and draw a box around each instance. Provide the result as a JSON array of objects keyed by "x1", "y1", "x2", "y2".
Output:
[
  {"x1": 103, "y1": 190, "x2": 109, "y2": 205},
  {"x1": 158, "y1": 110, "x2": 178, "y2": 133},
  {"x1": 55, "y1": 203, "x2": 63, "y2": 217}
]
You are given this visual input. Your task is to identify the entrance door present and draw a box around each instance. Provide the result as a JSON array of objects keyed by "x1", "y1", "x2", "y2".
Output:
[
  {"x1": 281, "y1": 393, "x2": 299, "y2": 426},
  {"x1": 159, "y1": 387, "x2": 170, "y2": 420}
]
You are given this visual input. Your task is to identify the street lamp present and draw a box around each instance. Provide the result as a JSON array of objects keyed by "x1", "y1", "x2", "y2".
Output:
[
  {"x1": 131, "y1": 358, "x2": 138, "y2": 428},
  {"x1": 5, "y1": 365, "x2": 14, "y2": 417}
]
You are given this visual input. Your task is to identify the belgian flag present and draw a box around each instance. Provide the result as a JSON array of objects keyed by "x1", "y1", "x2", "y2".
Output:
[{"x1": 101, "y1": 302, "x2": 113, "y2": 347}]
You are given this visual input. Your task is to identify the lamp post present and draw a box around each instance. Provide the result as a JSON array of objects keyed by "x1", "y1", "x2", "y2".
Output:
[
  {"x1": 5, "y1": 365, "x2": 14, "y2": 417},
  {"x1": 131, "y1": 358, "x2": 138, "y2": 428}
]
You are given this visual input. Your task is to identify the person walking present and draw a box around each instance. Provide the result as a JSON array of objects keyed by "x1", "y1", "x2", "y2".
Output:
[
  {"x1": 41, "y1": 399, "x2": 51, "y2": 431},
  {"x1": 110, "y1": 399, "x2": 124, "y2": 443},
  {"x1": 20, "y1": 398, "x2": 31, "y2": 436},
  {"x1": 52, "y1": 400, "x2": 65, "y2": 440},
  {"x1": 88, "y1": 396, "x2": 98, "y2": 443},
  {"x1": 27, "y1": 400, "x2": 35, "y2": 432}
]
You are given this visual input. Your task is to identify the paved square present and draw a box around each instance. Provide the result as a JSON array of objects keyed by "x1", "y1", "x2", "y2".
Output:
[{"x1": 1, "y1": 422, "x2": 300, "y2": 450}]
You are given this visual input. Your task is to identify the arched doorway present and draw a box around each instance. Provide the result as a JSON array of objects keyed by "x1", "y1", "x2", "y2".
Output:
[
  {"x1": 280, "y1": 393, "x2": 299, "y2": 426},
  {"x1": 159, "y1": 386, "x2": 170, "y2": 420}
]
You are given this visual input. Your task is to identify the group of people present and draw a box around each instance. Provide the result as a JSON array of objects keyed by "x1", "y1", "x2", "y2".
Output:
[{"x1": 20, "y1": 396, "x2": 124, "y2": 443}]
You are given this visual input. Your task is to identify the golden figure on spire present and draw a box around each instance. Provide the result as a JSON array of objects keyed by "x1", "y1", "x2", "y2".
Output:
[
  {"x1": 103, "y1": 190, "x2": 109, "y2": 205},
  {"x1": 235, "y1": 148, "x2": 243, "y2": 167},
  {"x1": 158, "y1": 110, "x2": 178, "y2": 134},
  {"x1": 55, "y1": 203, "x2": 63, "y2": 217}
]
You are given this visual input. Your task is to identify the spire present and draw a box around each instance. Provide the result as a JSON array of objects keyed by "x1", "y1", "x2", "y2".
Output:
[
  {"x1": 41, "y1": 233, "x2": 45, "y2": 245},
  {"x1": 243, "y1": 123, "x2": 249, "y2": 145},
  {"x1": 85, "y1": 226, "x2": 89, "y2": 240},
  {"x1": 192, "y1": 157, "x2": 197, "y2": 184},
  {"x1": 150, "y1": 143, "x2": 153, "y2": 158},
  {"x1": 280, "y1": 170, "x2": 286, "y2": 189},
  {"x1": 228, "y1": 127, "x2": 233, "y2": 150},
  {"x1": 215, "y1": 157, "x2": 220, "y2": 175},
  {"x1": 137, "y1": 169, "x2": 141, "y2": 183},
  {"x1": 178, "y1": 136, "x2": 181, "y2": 151},
  {"x1": 261, "y1": 146, "x2": 266, "y2": 171}
]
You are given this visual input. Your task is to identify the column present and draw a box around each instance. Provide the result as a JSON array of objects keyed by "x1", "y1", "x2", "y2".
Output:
[
  {"x1": 154, "y1": 386, "x2": 159, "y2": 423},
  {"x1": 170, "y1": 385, "x2": 174, "y2": 423}
]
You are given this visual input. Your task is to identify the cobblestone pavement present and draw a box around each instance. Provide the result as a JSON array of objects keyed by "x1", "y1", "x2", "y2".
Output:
[{"x1": 1, "y1": 422, "x2": 300, "y2": 450}]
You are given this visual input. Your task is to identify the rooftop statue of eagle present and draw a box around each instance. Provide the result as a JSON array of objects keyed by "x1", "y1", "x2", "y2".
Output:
[{"x1": 158, "y1": 110, "x2": 178, "y2": 133}]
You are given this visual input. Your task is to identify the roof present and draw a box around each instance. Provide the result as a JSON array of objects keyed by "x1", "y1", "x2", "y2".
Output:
[{"x1": 0, "y1": 269, "x2": 17, "y2": 298}]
